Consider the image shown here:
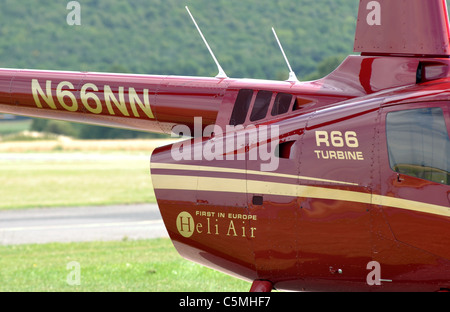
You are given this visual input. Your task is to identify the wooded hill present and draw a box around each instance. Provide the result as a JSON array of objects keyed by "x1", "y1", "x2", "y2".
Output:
[
  {"x1": 4, "y1": 0, "x2": 447, "y2": 138},
  {"x1": 0, "y1": 0, "x2": 360, "y2": 80}
]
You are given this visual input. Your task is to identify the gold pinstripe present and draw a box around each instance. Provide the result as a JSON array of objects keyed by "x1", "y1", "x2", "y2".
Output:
[
  {"x1": 151, "y1": 163, "x2": 450, "y2": 218},
  {"x1": 151, "y1": 162, "x2": 358, "y2": 185}
]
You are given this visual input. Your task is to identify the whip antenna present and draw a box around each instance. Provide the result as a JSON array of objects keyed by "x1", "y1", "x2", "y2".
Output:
[
  {"x1": 272, "y1": 27, "x2": 299, "y2": 83},
  {"x1": 186, "y1": 6, "x2": 228, "y2": 79}
]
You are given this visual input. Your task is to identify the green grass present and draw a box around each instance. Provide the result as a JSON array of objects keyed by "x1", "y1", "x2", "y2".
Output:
[
  {"x1": 0, "y1": 157, "x2": 155, "y2": 210},
  {"x1": 0, "y1": 148, "x2": 253, "y2": 292},
  {"x1": 0, "y1": 119, "x2": 32, "y2": 135},
  {"x1": 0, "y1": 238, "x2": 251, "y2": 292}
]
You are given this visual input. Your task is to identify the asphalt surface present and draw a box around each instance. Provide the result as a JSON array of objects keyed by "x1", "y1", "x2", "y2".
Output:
[{"x1": 0, "y1": 204, "x2": 168, "y2": 245}]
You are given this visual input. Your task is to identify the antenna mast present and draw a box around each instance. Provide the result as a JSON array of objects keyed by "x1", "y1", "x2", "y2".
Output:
[
  {"x1": 185, "y1": 6, "x2": 228, "y2": 79},
  {"x1": 272, "y1": 27, "x2": 299, "y2": 83}
]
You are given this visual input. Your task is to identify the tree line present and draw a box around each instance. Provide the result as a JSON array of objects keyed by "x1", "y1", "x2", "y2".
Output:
[{"x1": 0, "y1": 0, "x2": 359, "y2": 138}]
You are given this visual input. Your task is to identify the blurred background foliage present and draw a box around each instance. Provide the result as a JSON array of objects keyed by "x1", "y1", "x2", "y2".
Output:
[{"x1": 0, "y1": 0, "x2": 361, "y2": 139}]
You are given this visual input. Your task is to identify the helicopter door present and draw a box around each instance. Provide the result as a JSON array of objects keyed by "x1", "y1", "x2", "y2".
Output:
[{"x1": 379, "y1": 102, "x2": 450, "y2": 260}]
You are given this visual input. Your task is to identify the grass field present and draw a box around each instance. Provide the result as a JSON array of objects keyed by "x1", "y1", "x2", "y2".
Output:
[
  {"x1": 0, "y1": 137, "x2": 177, "y2": 153},
  {"x1": 0, "y1": 156, "x2": 155, "y2": 209},
  {"x1": 0, "y1": 238, "x2": 251, "y2": 292},
  {"x1": 0, "y1": 139, "x2": 179, "y2": 209},
  {"x1": 0, "y1": 119, "x2": 32, "y2": 135},
  {"x1": 0, "y1": 139, "x2": 254, "y2": 292}
]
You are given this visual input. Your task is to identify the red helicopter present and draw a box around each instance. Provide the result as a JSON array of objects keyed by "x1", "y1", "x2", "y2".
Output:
[{"x1": 0, "y1": 0, "x2": 449, "y2": 292}]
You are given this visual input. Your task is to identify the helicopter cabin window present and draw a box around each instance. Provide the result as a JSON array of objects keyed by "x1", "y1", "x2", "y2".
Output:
[
  {"x1": 386, "y1": 107, "x2": 450, "y2": 185},
  {"x1": 230, "y1": 89, "x2": 253, "y2": 126},
  {"x1": 250, "y1": 90, "x2": 272, "y2": 122},
  {"x1": 293, "y1": 98, "x2": 316, "y2": 111},
  {"x1": 271, "y1": 93, "x2": 293, "y2": 116}
]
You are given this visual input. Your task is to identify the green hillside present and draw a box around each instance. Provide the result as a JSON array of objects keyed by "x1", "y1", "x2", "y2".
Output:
[
  {"x1": 2, "y1": 0, "x2": 449, "y2": 139},
  {"x1": 0, "y1": 0, "x2": 360, "y2": 80}
]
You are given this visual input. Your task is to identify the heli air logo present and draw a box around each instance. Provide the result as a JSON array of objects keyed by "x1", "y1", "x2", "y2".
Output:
[
  {"x1": 176, "y1": 212, "x2": 195, "y2": 238},
  {"x1": 176, "y1": 211, "x2": 257, "y2": 239},
  {"x1": 366, "y1": 1, "x2": 381, "y2": 26}
]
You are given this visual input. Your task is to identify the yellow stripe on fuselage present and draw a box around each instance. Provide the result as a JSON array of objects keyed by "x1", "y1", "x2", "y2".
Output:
[
  {"x1": 371, "y1": 195, "x2": 450, "y2": 218},
  {"x1": 151, "y1": 163, "x2": 450, "y2": 218},
  {"x1": 151, "y1": 162, "x2": 358, "y2": 186}
]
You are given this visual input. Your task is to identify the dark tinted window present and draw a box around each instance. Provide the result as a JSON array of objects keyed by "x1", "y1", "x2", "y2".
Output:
[
  {"x1": 386, "y1": 107, "x2": 450, "y2": 185},
  {"x1": 293, "y1": 98, "x2": 315, "y2": 111},
  {"x1": 271, "y1": 93, "x2": 293, "y2": 116},
  {"x1": 230, "y1": 89, "x2": 253, "y2": 126},
  {"x1": 250, "y1": 90, "x2": 272, "y2": 121}
]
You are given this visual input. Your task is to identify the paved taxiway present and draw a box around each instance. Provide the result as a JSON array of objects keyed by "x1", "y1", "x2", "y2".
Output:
[{"x1": 0, "y1": 204, "x2": 168, "y2": 245}]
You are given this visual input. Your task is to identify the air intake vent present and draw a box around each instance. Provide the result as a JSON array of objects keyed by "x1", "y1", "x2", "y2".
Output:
[{"x1": 416, "y1": 61, "x2": 448, "y2": 84}]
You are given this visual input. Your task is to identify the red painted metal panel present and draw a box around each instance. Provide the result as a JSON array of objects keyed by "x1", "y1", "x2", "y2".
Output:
[
  {"x1": 355, "y1": 0, "x2": 450, "y2": 56},
  {"x1": 2, "y1": 0, "x2": 450, "y2": 292}
]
